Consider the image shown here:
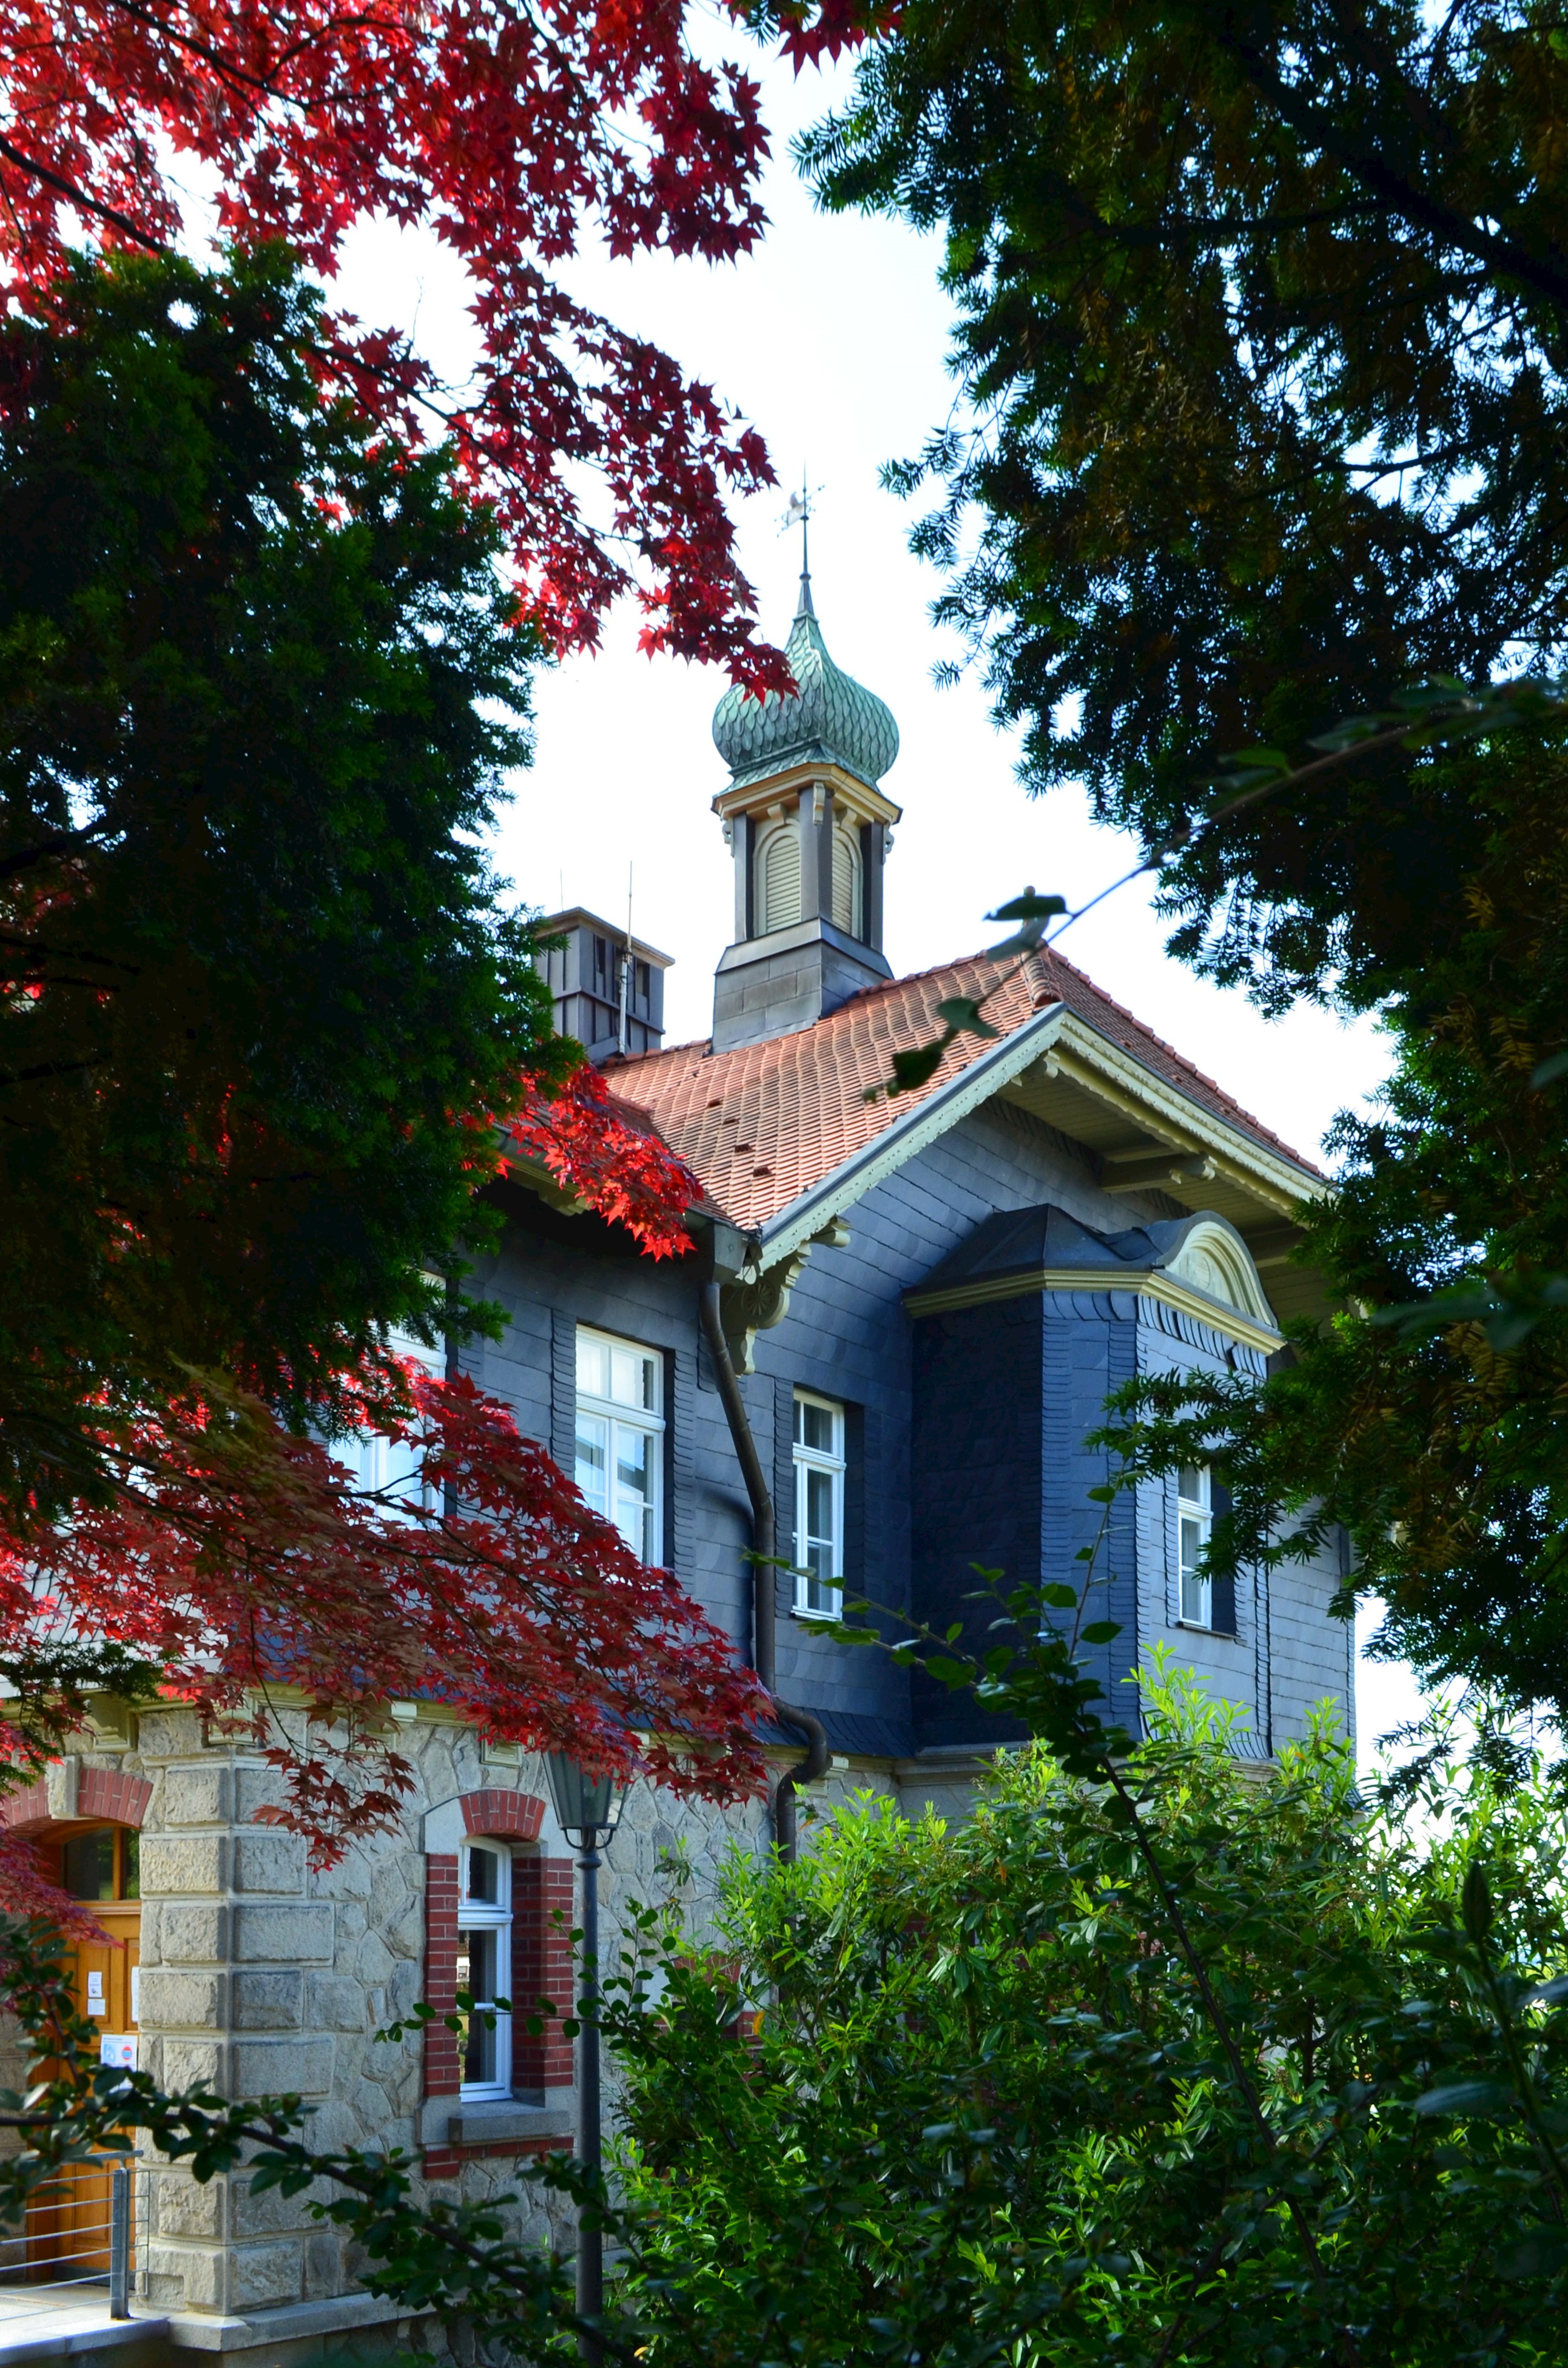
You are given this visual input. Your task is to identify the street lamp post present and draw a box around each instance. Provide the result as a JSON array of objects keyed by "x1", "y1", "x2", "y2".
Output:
[{"x1": 545, "y1": 1752, "x2": 629, "y2": 2362}]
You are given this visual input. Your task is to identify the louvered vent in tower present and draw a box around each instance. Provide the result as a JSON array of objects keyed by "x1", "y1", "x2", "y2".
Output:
[
  {"x1": 761, "y1": 822, "x2": 801, "y2": 933},
  {"x1": 832, "y1": 824, "x2": 862, "y2": 937}
]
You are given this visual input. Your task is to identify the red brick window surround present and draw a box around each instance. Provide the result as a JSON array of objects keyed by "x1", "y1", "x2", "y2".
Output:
[
  {"x1": 422, "y1": 1792, "x2": 573, "y2": 2106},
  {"x1": 0, "y1": 1766, "x2": 152, "y2": 1838}
]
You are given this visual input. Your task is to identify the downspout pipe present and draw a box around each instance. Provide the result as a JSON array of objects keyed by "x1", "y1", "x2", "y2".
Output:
[{"x1": 699, "y1": 1281, "x2": 829, "y2": 1860}]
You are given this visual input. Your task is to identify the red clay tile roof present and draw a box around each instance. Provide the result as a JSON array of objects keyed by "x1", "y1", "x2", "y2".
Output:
[{"x1": 606, "y1": 945, "x2": 1319, "y2": 1234}]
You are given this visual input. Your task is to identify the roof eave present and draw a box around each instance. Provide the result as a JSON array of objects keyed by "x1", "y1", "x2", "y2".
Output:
[
  {"x1": 754, "y1": 1004, "x2": 1071, "y2": 1267},
  {"x1": 1040, "y1": 1014, "x2": 1326, "y2": 1214},
  {"x1": 903, "y1": 1266, "x2": 1285, "y2": 1356},
  {"x1": 751, "y1": 1001, "x2": 1324, "y2": 1272}
]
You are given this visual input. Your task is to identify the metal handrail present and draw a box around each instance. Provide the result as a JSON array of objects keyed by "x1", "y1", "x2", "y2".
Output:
[{"x1": 0, "y1": 2152, "x2": 139, "y2": 2320}]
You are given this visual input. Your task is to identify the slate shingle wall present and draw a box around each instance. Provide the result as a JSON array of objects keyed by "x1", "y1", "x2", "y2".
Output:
[
  {"x1": 469, "y1": 1098, "x2": 1352, "y2": 1758},
  {"x1": 909, "y1": 1293, "x2": 1041, "y2": 1751},
  {"x1": 1268, "y1": 1529, "x2": 1357, "y2": 1755},
  {"x1": 1039, "y1": 1290, "x2": 1143, "y2": 1730}
]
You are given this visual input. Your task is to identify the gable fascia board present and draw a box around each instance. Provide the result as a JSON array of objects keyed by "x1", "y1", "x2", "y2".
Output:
[
  {"x1": 1044, "y1": 1017, "x2": 1326, "y2": 1215},
  {"x1": 754, "y1": 1003, "x2": 1323, "y2": 1272},
  {"x1": 755, "y1": 1004, "x2": 1071, "y2": 1268}
]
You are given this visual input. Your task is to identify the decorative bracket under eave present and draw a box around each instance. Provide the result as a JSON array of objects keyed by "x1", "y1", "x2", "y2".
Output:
[{"x1": 720, "y1": 1218, "x2": 851, "y2": 1373}]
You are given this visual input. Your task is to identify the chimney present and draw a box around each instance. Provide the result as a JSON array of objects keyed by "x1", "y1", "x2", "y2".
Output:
[{"x1": 533, "y1": 910, "x2": 672, "y2": 1061}]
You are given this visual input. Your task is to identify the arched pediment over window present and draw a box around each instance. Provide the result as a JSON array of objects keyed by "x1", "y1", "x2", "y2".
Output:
[
  {"x1": 1162, "y1": 1218, "x2": 1278, "y2": 1328},
  {"x1": 904, "y1": 1202, "x2": 1282, "y2": 1351}
]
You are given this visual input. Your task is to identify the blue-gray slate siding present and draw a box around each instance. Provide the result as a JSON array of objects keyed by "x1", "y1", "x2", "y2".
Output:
[{"x1": 461, "y1": 1094, "x2": 1352, "y2": 1764}]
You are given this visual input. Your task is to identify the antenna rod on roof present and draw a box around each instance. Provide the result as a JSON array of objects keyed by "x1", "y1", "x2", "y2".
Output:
[{"x1": 617, "y1": 864, "x2": 632, "y2": 1056}]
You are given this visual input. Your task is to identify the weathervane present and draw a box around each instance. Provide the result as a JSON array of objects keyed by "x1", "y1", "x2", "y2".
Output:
[{"x1": 781, "y1": 473, "x2": 824, "y2": 617}]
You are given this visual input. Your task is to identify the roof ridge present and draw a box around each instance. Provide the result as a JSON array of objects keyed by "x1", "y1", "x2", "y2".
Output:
[
  {"x1": 614, "y1": 948, "x2": 1016, "y2": 1076},
  {"x1": 610, "y1": 1034, "x2": 713, "y2": 1068},
  {"x1": 605, "y1": 939, "x2": 1316, "y2": 1181}
]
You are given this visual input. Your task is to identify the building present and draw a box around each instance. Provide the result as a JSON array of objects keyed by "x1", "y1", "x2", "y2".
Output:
[{"x1": 0, "y1": 562, "x2": 1351, "y2": 2365}]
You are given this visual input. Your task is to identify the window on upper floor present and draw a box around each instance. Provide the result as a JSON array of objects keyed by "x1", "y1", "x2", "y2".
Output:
[
  {"x1": 575, "y1": 1328, "x2": 664, "y2": 1564},
  {"x1": 334, "y1": 1307, "x2": 444, "y2": 1518},
  {"x1": 457, "y1": 1841, "x2": 511, "y2": 2099},
  {"x1": 794, "y1": 1390, "x2": 845, "y2": 1617},
  {"x1": 1178, "y1": 1464, "x2": 1213, "y2": 1627}
]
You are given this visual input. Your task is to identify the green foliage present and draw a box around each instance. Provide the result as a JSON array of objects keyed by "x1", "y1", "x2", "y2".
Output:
[
  {"x1": 800, "y1": 0, "x2": 1568, "y2": 1010},
  {"x1": 1095, "y1": 734, "x2": 1568, "y2": 1725},
  {"x1": 0, "y1": 243, "x2": 561, "y2": 1510},
  {"x1": 806, "y1": 1, "x2": 1568, "y2": 1729},
  {"x1": 599, "y1": 1680, "x2": 1568, "y2": 2364}
]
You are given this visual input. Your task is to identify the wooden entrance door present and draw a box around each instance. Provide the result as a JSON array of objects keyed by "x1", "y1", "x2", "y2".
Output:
[{"x1": 24, "y1": 1828, "x2": 140, "y2": 2280}]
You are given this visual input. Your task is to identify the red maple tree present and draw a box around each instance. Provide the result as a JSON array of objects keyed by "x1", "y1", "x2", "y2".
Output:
[
  {"x1": 0, "y1": 0, "x2": 808, "y2": 679},
  {"x1": 506, "y1": 1061, "x2": 714, "y2": 1255},
  {"x1": 0, "y1": 0, "x2": 878, "y2": 1925},
  {"x1": 0, "y1": 1356, "x2": 770, "y2": 1895},
  {"x1": 0, "y1": 1076, "x2": 770, "y2": 1919}
]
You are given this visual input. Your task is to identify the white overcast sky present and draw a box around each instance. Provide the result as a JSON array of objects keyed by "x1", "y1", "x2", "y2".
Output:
[{"x1": 310, "y1": 27, "x2": 1426, "y2": 1763}]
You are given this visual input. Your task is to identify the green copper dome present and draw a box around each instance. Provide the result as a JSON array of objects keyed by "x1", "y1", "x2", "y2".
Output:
[{"x1": 713, "y1": 574, "x2": 899, "y2": 792}]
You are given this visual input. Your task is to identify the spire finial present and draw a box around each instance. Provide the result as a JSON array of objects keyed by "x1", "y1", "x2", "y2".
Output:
[{"x1": 783, "y1": 475, "x2": 819, "y2": 620}]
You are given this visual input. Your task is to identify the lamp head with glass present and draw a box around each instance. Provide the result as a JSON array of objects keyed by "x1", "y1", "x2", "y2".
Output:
[{"x1": 546, "y1": 1751, "x2": 628, "y2": 1851}]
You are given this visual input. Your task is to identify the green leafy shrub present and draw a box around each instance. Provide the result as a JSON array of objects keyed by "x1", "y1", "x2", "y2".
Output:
[{"x1": 600, "y1": 1668, "x2": 1568, "y2": 2365}]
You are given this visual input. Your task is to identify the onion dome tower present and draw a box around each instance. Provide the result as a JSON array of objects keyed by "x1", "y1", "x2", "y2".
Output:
[{"x1": 709, "y1": 551, "x2": 902, "y2": 1052}]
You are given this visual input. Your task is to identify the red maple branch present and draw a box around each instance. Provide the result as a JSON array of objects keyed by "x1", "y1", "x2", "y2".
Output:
[{"x1": 0, "y1": 0, "x2": 887, "y2": 684}]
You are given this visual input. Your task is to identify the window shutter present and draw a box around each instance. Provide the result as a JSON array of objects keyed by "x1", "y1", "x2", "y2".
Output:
[
  {"x1": 670, "y1": 1348, "x2": 694, "y2": 1576},
  {"x1": 550, "y1": 1308, "x2": 575, "y2": 1472},
  {"x1": 773, "y1": 1376, "x2": 795, "y2": 1630},
  {"x1": 761, "y1": 825, "x2": 801, "y2": 933}
]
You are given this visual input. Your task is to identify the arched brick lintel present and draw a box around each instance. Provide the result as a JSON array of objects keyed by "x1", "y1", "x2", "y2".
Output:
[
  {"x1": 0, "y1": 1781, "x2": 50, "y2": 1836},
  {"x1": 78, "y1": 1768, "x2": 153, "y2": 1829},
  {"x1": 0, "y1": 1766, "x2": 152, "y2": 1839},
  {"x1": 460, "y1": 1789, "x2": 544, "y2": 1842}
]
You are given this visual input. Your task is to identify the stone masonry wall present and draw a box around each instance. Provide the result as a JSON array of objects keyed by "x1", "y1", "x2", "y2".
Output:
[{"x1": 17, "y1": 1701, "x2": 906, "y2": 2348}]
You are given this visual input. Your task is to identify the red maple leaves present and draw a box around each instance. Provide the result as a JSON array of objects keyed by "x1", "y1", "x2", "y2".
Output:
[
  {"x1": 2, "y1": 1363, "x2": 769, "y2": 1879},
  {"x1": 0, "y1": 1075, "x2": 757, "y2": 1923},
  {"x1": 0, "y1": 0, "x2": 886, "y2": 1920},
  {"x1": 0, "y1": 0, "x2": 805, "y2": 682},
  {"x1": 0, "y1": 1069, "x2": 752, "y2": 1910},
  {"x1": 507, "y1": 1060, "x2": 706, "y2": 1259}
]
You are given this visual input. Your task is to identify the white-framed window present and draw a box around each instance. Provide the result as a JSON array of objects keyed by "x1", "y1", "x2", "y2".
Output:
[
  {"x1": 575, "y1": 1329, "x2": 665, "y2": 1564},
  {"x1": 1178, "y1": 1464, "x2": 1213, "y2": 1628},
  {"x1": 457, "y1": 1841, "x2": 512, "y2": 2099},
  {"x1": 793, "y1": 1391, "x2": 845, "y2": 1616},
  {"x1": 336, "y1": 1315, "x2": 443, "y2": 1516}
]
